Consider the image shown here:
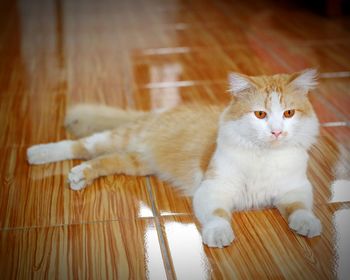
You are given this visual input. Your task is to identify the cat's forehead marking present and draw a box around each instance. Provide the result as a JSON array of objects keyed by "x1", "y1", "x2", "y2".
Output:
[
  {"x1": 270, "y1": 92, "x2": 283, "y2": 112},
  {"x1": 271, "y1": 91, "x2": 281, "y2": 111},
  {"x1": 263, "y1": 91, "x2": 283, "y2": 112}
]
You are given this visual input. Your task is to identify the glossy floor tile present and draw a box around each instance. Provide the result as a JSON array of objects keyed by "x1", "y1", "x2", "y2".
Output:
[
  {"x1": 132, "y1": 46, "x2": 288, "y2": 88},
  {"x1": 0, "y1": 0, "x2": 350, "y2": 278},
  {"x1": 0, "y1": 147, "x2": 154, "y2": 228},
  {"x1": 150, "y1": 177, "x2": 193, "y2": 216},
  {"x1": 273, "y1": 43, "x2": 350, "y2": 73},
  {"x1": 0, "y1": 219, "x2": 167, "y2": 279},
  {"x1": 133, "y1": 83, "x2": 229, "y2": 111},
  {"x1": 161, "y1": 203, "x2": 350, "y2": 279},
  {"x1": 309, "y1": 127, "x2": 350, "y2": 205},
  {"x1": 313, "y1": 78, "x2": 350, "y2": 122}
]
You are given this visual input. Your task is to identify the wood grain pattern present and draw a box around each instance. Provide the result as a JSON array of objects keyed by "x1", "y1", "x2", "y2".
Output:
[
  {"x1": 315, "y1": 78, "x2": 350, "y2": 121},
  {"x1": 0, "y1": 219, "x2": 167, "y2": 279},
  {"x1": 134, "y1": 83, "x2": 229, "y2": 114},
  {"x1": 132, "y1": 46, "x2": 288, "y2": 89},
  {"x1": 309, "y1": 127, "x2": 350, "y2": 205},
  {"x1": 0, "y1": 147, "x2": 154, "y2": 228},
  {"x1": 0, "y1": 0, "x2": 349, "y2": 278},
  {"x1": 161, "y1": 203, "x2": 350, "y2": 279}
]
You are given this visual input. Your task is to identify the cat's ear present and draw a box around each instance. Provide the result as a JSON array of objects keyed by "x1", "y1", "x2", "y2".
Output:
[
  {"x1": 288, "y1": 69, "x2": 318, "y2": 93},
  {"x1": 228, "y1": 73, "x2": 256, "y2": 95}
]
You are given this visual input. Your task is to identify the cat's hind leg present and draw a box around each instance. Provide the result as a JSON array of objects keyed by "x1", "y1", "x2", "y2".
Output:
[
  {"x1": 27, "y1": 130, "x2": 127, "y2": 165},
  {"x1": 68, "y1": 152, "x2": 153, "y2": 190},
  {"x1": 27, "y1": 140, "x2": 78, "y2": 165}
]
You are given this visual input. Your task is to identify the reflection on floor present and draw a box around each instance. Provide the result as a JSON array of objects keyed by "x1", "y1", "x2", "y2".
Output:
[{"x1": 0, "y1": 0, "x2": 349, "y2": 278}]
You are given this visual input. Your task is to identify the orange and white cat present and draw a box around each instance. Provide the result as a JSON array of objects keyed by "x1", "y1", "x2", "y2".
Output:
[{"x1": 27, "y1": 69, "x2": 322, "y2": 248}]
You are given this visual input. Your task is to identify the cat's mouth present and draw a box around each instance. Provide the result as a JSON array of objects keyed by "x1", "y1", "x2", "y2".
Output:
[
  {"x1": 268, "y1": 140, "x2": 282, "y2": 149},
  {"x1": 268, "y1": 136, "x2": 286, "y2": 147}
]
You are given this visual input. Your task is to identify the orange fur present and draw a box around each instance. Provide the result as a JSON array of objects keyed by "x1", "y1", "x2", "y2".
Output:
[
  {"x1": 213, "y1": 208, "x2": 231, "y2": 222},
  {"x1": 224, "y1": 72, "x2": 315, "y2": 121},
  {"x1": 65, "y1": 104, "x2": 148, "y2": 138},
  {"x1": 200, "y1": 142, "x2": 217, "y2": 173},
  {"x1": 69, "y1": 105, "x2": 222, "y2": 194},
  {"x1": 83, "y1": 152, "x2": 151, "y2": 183},
  {"x1": 277, "y1": 202, "x2": 307, "y2": 220},
  {"x1": 72, "y1": 142, "x2": 90, "y2": 159},
  {"x1": 142, "y1": 105, "x2": 222, "y2": 193}
]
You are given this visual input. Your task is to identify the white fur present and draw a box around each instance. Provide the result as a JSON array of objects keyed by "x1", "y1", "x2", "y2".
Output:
[
  {"x1": 27, "y1": 140, "x2": 74, "y2": 164},
  {"x1": 193, "y1": 170, "x2": 204, "y2": 190},
  {"x1": 219, "y1": 92, "x2": 319, "y2": 150},
  {"x1": 68, "y1": 163, "x2": 91, "y2": 190},
  {"x1": 229, "y1": 73, "x2": 252, "y2": 94},
  {"x1": 288, "y1": 209, "x2": 322, "y2": 237},
  {"x1": 194, "y1": 145, "x2": 312, "y2": 216},
  {"x1": 291, "y1": 69, "x2": 318, "y2": 92},
  {"x1": 269, "y1": 92, "x2": 284, "y2": 132},
  {"x1": 202, "y1": 218, "x2": 234, "y2": 248},
  {"x1": 83, "y1": 131, "x2": 111, "y2": 152},
  {"x1": 193, "y1": 92, "x2": 320, "y2": 247}
]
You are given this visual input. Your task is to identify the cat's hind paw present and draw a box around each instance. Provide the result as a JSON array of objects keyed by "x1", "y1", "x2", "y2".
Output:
[
  {"x1": 27, "y1": 141, "x2": 73, "y2": 165},
  {"x1": 68, "y1": 163, "x2": 92, "y2": 191},
  {"x1": 289, "y1": 209, "x2": 322, "y2": 238},
  {"x1": 27, "y1": 144, "x2": 53, "y2": 165},
  {"x1": 202, "y1": 218, "x2": 235, "y2": 248}
]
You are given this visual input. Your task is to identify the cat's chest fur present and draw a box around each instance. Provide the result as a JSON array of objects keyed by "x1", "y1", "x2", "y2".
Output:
[{"x1": 212, "y1": 145, "x2": 309, "y2": 210}]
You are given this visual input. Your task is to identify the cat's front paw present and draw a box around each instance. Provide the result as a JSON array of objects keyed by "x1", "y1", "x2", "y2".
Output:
[
  {"x1": 68, "y1": 163, "x2": 92, "y2": 191},
  {"x1": 202, "y1": 218, "x2": 235, "y2": 248},
  {"x1": 288, "y1": 210, "x2": 322, "y2": 238}
]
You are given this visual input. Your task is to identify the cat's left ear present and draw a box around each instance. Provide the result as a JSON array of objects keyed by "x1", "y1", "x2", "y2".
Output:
[
  {"x1": 228, "y1": 72, "x2": 256, "y2": 96},
  {"x1": 288, "y1": 68, "x2": 318, "y2": 93}
]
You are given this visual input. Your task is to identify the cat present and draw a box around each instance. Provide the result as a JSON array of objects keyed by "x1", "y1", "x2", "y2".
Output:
[{"x1": 27, "y1": 69, "x2": 322, "y2": 248}]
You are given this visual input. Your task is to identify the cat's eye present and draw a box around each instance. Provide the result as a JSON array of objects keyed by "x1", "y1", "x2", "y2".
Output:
[
  {"x1": 254, "y1": 111, "x2": 267, "y2": 119},
  {"x1": 283, "y1": 109, "x2": 295, "y2": 118}
]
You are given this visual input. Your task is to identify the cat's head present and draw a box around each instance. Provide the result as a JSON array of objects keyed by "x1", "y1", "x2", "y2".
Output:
[{"x1": 220, "y1": 69, "x2": 319, "y2": 150}]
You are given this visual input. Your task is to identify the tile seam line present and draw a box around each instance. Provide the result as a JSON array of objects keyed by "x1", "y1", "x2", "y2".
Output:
[
  {"x1": 146, "y1": 176, "x2": 176, "y2": 280},
  {"x1": 0, "y1": 217, "x2": 157, "y2": 232},
  {"x1": 0, "y1": 214, "x2": 196, "y2": 232},
  {"x1": 321, "y1": 121, "x2": 350, "y2": 127}
]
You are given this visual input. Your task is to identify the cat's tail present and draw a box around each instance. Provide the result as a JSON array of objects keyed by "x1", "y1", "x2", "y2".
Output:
[{"x1": 64, "y1": 104, "x2": 148, "y2": 138}]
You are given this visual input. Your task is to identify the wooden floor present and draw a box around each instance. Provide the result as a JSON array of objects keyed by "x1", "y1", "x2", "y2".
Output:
[{"x1": 0, "y1": 0, "x2": 350, "y2": 279}]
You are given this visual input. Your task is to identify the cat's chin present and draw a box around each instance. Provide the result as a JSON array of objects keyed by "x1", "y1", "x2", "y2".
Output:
[
  {"x1": 265, "y1": 137, "x2": 289, "y2": 149},
  {"x1": 269, "y1": 140, "x2": 283, "y2": 148}
]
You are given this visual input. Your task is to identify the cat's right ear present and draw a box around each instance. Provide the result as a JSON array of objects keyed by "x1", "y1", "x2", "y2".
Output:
[
  {"x1": 288, "y1": 68, "x2": 318, "y2": 93},
  {"x1": 228, "y1": 73, "x2": 256, "y2": 96}
]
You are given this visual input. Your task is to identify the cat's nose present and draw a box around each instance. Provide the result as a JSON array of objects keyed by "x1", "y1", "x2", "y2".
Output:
[{"x1": 271, "y1": 130, "x2": 282, "y2": 138}]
